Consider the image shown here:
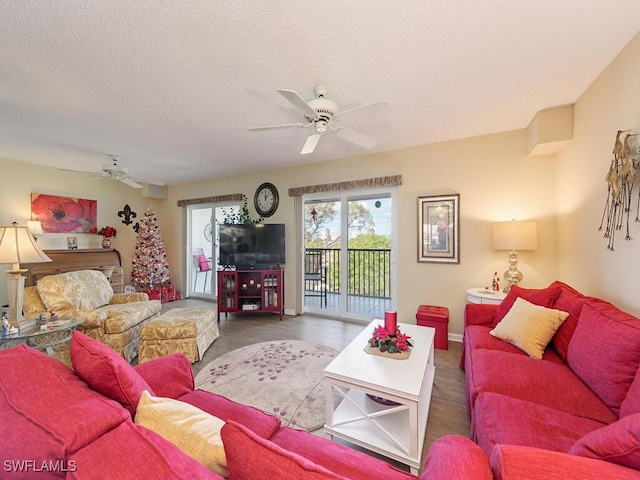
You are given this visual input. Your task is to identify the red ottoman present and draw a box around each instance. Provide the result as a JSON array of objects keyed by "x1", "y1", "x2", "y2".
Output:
[{"x1": 416, "y1": 305, "x2": 449, "y2": 350}]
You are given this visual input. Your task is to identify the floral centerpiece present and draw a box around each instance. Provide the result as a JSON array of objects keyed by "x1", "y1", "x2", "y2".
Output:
[
  {"x1": 367, "y1": 324, "x2": 413, "y2": 354},
  {"x1": 97, "y1": 226, "x2": 117, "y2": 237},
  {"x1": 97, "y1": 225, "x2": 117, "y2": 248}
]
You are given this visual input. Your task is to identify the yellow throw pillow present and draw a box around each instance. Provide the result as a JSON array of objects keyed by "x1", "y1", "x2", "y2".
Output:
[
  {"x1": 490, "y1": 297, "x2": 569, "y2": 359},
  {"x1": 134, "y1": 391, "x2": 228, "y2": 477}
]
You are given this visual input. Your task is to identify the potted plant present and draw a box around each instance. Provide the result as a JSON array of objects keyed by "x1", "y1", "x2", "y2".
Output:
[{"x1": 97, "y1": 225, "x2": 117, "y2": 248}]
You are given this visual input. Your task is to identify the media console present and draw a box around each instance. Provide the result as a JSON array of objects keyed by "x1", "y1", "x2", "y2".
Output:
[{"x1": 217, "y1": 269, "x2": 284, "y2": 321}]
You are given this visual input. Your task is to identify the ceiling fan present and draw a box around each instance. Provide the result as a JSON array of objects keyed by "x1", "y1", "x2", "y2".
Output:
[
  {"x1": 249, "y1": 85, "x2": 392, "y2": 155},
  {"x1": 60, "y1": 155, "x2": 162, "y2": 189}
]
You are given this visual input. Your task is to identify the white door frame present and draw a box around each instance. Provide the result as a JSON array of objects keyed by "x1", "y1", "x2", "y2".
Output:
[{"x1": 302, "y1": 186, "x2": 397, "y2": 321}]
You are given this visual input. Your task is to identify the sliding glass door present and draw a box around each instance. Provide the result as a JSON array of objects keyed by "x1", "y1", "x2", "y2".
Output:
[
  {"x1": 303, "y1": 187, "x2": 397, "y2": 320},
  {"x1": 187, "y1": 202, "x2": 239, "y2": 300}
]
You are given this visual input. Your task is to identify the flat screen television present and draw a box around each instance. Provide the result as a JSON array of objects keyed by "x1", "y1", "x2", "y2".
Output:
[{"x1": 218, "y1": 223, "x2": 285, "y2": 269}]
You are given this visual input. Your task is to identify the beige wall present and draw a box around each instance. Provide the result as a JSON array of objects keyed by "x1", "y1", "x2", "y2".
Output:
[
  {"x1": 165, "y1": 128, "x2": 558, "y2": 336},
  {"x1": 555, "y1": 31, "x2": 640, "y2": 316},
  {"x1": 0, "y1": 157, "x2": 162, "y2": 306},
  {"x1": 3, "y1": 31, "x2": 639, "y2": 334}
]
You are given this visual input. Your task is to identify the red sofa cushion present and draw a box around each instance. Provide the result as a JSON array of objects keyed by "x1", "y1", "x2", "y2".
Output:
[
  {"x1": 70, "y1": 331, "x2": 154, "y2": 417},
  {"x1": 568, "y1": 413, "x2": 640, "y2": 470},
  {"x1": 493, "y1": 284, "x2": 561, "y2": 327},
  {"x1": 491, "y1": 444, "x2": 640, "y2": 480},
  {"x1": 473, "y1": 392, "x2": 606, "y2": 456},
  {"x1": 620, "y1": 365, "x2": 640, "y2": 417},
  {"x1": 221, "y1": 421, "x2": 345, "y2": 480},
  {"x1": 548, "y1": 281, "x2": 613, "y2": 361},
  {"x1": 135, "y1": 352, "x2": 194, "y2": 399},
  {"x1": 422, "y1": 435, "x2": 492, "y2": 480},
  {"x1": 567, "y1": 302, "x2": 640, "y2": 416},
  {"x1": 0, "y1": 345, "x2": 130, "y2": 463},
  {"x1": 465, "y1": 325, "x2": 565, "y2": 364},
  {"x1": 179, "y1": 389, "x2": 281, "y2": 439},
  {"x1": 271, "y1": 425, "x2": 417, "y2": 480},
  {"x1": 466, "y1": 349, "x2": 617, "y2": 424},
  {"x1": 69, "y1": 421, "x2": 222, "y2": 480}
]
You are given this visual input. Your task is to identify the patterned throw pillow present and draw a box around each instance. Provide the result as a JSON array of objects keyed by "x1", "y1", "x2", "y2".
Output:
[{"x1": 37, "y1": 270, "x2": 113, "y2": 310}]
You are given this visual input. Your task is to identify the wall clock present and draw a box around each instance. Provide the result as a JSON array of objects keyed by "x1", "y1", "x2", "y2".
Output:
[{"x1": 254, "y1": 182, "x2": 279, "y2": 217}]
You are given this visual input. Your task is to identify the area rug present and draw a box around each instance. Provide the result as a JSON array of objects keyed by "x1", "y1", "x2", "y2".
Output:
[{"x1": 194, "y1": 340, "x2": 338, "y2": 431}]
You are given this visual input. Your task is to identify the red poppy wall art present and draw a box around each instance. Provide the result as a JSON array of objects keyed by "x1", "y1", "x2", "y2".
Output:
[{"x1": 31, "y1": 193, "x2": 98, "y2": 233}]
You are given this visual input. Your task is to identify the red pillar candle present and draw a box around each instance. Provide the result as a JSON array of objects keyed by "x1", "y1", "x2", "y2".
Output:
[{"x1": 384, "y1": 310, "x2": 398, "y2": 334}]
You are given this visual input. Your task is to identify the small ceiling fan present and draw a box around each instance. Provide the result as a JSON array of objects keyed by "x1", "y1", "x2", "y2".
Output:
[
  {"x1": 249, "y1": 85, "x2": 392, "y2": 155},
  {"x1": 60, "y1": 155, "x2": 162, "y2": 189}
]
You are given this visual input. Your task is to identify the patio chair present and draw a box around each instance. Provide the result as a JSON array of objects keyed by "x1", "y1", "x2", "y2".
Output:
[
  {"x1": 304, "y1": 250, "x2": 327, "y2": 307},
  {"x1": 193, "y1": 249, "x2": 212, "y2": 293}
]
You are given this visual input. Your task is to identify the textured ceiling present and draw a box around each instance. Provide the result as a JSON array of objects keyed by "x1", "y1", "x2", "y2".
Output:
[{"x1": 1, "y1": 1, "x2": 639, "y2": 185}]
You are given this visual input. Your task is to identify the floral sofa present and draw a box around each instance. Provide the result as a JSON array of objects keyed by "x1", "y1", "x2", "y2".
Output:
[
  {"x1": 23, "y1": 269, "x2": 161, "y2": 362},
  {"x1": 0, "y1": 332, "x2": 435, "y2": 479},
  {"x1": 423, "y1": 281, "x2": 640, "y2": 479}
]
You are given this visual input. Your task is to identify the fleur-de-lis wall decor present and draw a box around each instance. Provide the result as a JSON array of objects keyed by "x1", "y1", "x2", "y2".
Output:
[
  {"x1": 133, "y1": 222, "x2": 140, "y2": 233},
  {"x1": 118, "y1": 204, "x2": 137, "y2": 226}
]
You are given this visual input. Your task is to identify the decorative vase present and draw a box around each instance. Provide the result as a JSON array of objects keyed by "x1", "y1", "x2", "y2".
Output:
[{"x1": 102, "y1": 237, "x2": 111, "y2": 249}]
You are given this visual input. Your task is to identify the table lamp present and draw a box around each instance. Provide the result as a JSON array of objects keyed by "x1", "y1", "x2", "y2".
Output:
[
  {"x1": 27, "y1": 220, "x2": 44, "y2": 240},
  {"x1": 0, "y1": 222, "x2": 52, "y2": 331},
  {"x1": 492, "y1": 220, "x2": 537, "y2": 293}
]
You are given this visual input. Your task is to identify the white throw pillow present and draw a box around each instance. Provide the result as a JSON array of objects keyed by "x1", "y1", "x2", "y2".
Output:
[
  {"x1": 490, "y1": 297, "x2": 569, "y2": 359},
  {"x1": 134, "y1": 391, "x2": 228, "y2": 477}
]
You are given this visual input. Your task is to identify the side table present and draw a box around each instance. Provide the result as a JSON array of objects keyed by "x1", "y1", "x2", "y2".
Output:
[
  {"x1": 0, "y1": 317, "x2": 83, "y2": 365},
  {"x1": 467, "y1": 288, "x2": 507, "y2": 305}
]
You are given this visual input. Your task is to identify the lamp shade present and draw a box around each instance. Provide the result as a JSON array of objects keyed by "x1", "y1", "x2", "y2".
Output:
[
  {"x1": 0, "y1": 223, "x2": 52, "y2": 269},
  {"x1": 27, "y1": 220, "x2": 44, "y2": 236},
  {"x1": 492, "y1": 220, "x2": 538, "y2": 251}
]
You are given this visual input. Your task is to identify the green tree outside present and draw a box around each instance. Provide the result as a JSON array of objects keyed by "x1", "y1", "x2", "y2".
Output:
[{"x1": 305, "y1": 201, "x2": 391, "y2": 298}]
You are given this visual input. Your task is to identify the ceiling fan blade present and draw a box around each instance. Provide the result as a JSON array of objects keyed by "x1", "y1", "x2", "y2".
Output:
[
  {"x1": 58, "y1": 167, "x2": 95, "y2": 174},
  {"x1": 135, "y1": 179, "x2": 165, "y2": 186},
  {"x1": 334, "y1": 127, "x2": 377, "y2": 150},
  {"x1": 249, "y1": 122, "x2": 307, "y2": 132},
  {"x1": 301, "y1": 133, "x2": 323, "y2": 155},
  {"x1": 118, "y1": 177, "x2": 143, "y2": 189},
  {"x1": 277, "y1": 89, "x2": 319, "y2": 120},
  {"x1": 338, "y1": 100, "x2": 392, "y2": 118}
]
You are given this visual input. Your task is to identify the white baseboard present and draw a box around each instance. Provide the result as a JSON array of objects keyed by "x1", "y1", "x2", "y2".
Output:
[{"x1": 448, "y1": 333, "x2": 463, "y2": 343}]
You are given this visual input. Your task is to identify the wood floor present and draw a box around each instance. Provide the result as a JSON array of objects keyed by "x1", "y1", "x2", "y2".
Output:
[{"x1": 162, "y1": 298, "x2": 470, "y2": 472}]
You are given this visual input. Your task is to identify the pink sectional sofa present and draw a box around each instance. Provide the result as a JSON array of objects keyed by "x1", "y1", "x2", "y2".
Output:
[
  {"x1": 0, "y1": 332, "x2": 428, "y2": 479},
  {"x1": 425, "y1": 281, "x2": 640, "y2": 479}
]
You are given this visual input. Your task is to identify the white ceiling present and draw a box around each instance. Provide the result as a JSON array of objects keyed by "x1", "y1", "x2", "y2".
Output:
[{"x1": 1, "y1": 1, "x2": 639, "y2": 186}]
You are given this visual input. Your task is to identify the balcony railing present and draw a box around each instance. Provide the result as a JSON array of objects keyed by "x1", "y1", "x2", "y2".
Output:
[{"x1": 306, "y1": 247, "x2": 391, "y2": 299}]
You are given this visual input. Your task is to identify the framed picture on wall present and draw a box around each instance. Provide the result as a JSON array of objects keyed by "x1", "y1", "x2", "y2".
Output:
[
  {"x1": 31, "y1": 193, "x2": 97, "y2": 233},
  {"x1": 417, "y1": 194, "x2": 460, "y2": 264}
]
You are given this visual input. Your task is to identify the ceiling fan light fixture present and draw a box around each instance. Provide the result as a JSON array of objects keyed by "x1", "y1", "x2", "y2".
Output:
[{"x1": 315, "y1": 120, "x2": 328, "y2": 133}]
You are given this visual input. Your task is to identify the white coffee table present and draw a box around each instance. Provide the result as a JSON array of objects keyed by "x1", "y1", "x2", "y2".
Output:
[{"x1": 324, "y1": 319, "x2": 435, "y2": 474}]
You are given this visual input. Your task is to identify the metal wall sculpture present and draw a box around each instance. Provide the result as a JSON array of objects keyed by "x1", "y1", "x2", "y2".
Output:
[{"x1": 600, "y1": 130, "x2": 640, "y2": 250}]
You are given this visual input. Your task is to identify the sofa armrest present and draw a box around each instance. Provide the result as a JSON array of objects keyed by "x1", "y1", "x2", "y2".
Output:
[
  {"x1": 110, "y1": 292, "x2": 149, "y2": 304},
  {"x1": 460, "y1": 304, "x2": 499, "y2": 368},
  {"x1": 46, "y1": 308, "x2": 108, "y2": 329},
  {"x1": 134, "y1": 353, "x2": 194, "y2": 399},
  {"x1": 491, "y1": 444, "x2": 640, "y2": 480},
  {"x1": 421, "y1": 435, "x2": 492, "y2": 480}
]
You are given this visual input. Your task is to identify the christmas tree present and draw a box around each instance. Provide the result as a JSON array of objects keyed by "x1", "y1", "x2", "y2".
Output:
[{"x1": 131, "y1": 208, "x2": 170, "y2": 289}]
